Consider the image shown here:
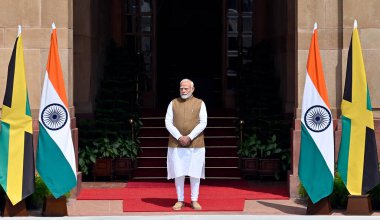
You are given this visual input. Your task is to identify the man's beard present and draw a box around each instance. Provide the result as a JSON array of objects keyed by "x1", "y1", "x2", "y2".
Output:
[{"x1": 180, "y1": 93, "x2": 192, "y2": 99}]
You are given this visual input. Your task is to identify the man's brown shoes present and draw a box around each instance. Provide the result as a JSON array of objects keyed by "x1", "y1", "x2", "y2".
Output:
[
  {"x1": 191, "y1": 201, "x2": 202, "y2": 210},
  {"x1": 172, "y1": 201, "x2": 202, "y2": 211},
  {"x1": 172, "y1": 201, "x2": 185, "y2": 211}
]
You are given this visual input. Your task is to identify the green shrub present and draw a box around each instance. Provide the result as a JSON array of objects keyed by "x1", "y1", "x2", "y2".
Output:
[
  {"x1": 237, "y1": 134, "x2": 260, "y2": 158},
  {"x1": 31, "y1": 175, "x2": 50, "y2": 208},
  {"x1": 30, "y1": 175, "x2": 71, "y2": 209},
  {"x1": 298, "y1": 173, "x2": 352, "y2": 209},
  {"x1": 78, "y1": 145, "x2": 98, "y2": 175},
  {"x1": 93, "y1": 137, "x2": 119, "y2": 159},
  {"x1": 330, "y1": 173, "x2": 349, "y2": 209},
  {"x1": 257, "y1": 134, "x2": 283, "y2": 159},
  {"x1": 114, "y1": 136, "x2": 140, "y2": 160},
  {"x1": 298, "y1": 180, "x2": 308, "y2": 199}
]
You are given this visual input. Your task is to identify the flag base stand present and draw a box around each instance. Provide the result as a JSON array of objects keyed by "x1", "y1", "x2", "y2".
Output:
[
  {"x1": 42, "y1": 196, "x2": 68, "y2": 216},
  {"x1": 306, "y1": 196, "x2": 331, "y2": 215},
  {"x1": 346, "y1": 194, "x2": 372, "y2": 215},
  {"x1": 2, "y1": 196, "x2": 28, "y2": 217}
]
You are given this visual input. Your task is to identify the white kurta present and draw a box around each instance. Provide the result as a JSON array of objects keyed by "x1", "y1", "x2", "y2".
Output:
[
  {"x1": 167, "y1": 147, "x2": 205, "y2": 179},
  {"x1": 165, "y1": 99, "x2": 207, "y2": 179}
]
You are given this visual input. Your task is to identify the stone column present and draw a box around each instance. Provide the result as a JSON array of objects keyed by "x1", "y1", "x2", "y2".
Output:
[
  {"x1": 290, "y1": 0, "x2": 342, "y2": 198},
  {"x1": 73, "y1": 0, "x2": 109, "y2": 115}
]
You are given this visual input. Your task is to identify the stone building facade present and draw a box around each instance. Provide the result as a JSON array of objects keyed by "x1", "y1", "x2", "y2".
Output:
[{"x1": 0, "y1": 0, "x2": 380, "y2": 199}]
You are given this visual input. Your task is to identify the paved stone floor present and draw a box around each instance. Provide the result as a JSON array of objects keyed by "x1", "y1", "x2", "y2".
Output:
[
  {"x1": 65, "y1": 181, "x2": 380, "y2": 217},
  {"x1": 4, "y1": 181, "x2": 380, "y2": 220}
]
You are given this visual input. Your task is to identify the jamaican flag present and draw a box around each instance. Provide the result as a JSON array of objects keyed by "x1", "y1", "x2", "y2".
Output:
[
  {"x1": 338, "y1": 20, "x2": 380, "y2": 195},
  {"x1": 0, "y1": 26, "x2": 35, "y2": 205}
]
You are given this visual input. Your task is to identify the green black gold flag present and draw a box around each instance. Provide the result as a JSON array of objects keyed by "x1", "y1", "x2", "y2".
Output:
[
  {"x1": 338, "y1": 20, "x2": 380, "y2": 195},
  {"x1": 0, "y1": 26, "x2": 35, "y2": 205}
]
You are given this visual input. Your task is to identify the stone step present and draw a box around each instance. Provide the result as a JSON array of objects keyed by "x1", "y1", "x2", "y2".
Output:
[
  {"x1": 140, "y1": 127, "x2": 236, "y2": 137},
  {"x1": 137, "y1": 157, "x2": 239, "y2": 167},
  {"x1": 136, "y1": 109, "x2": 240, "y2": 179},
  {"x1": 139, "y1": 146, "x2": 238, "y2": 157},
  {"x1": 133, "y1": 167, "x2": 241, "y2": 178},
  {"x1": 141, "y1": 117, "x2": 239, "y2": 127},
  {"x1": 141, "y1": 109, "x2": 237, "y2": 118},
  {"x1": 139, "y1": 136, "x2": 238, "y2": 147}
]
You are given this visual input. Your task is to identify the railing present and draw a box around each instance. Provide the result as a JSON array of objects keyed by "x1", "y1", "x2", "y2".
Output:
[
  {"x1": 239, "y1": 119, "x2": 244, "y2": 144},
  {"x1": 129, "y1": 118, "x2": 135, "y2": 141},
  {"x1": 135, "y1": 51, "x2": 141, "y2": 107}
]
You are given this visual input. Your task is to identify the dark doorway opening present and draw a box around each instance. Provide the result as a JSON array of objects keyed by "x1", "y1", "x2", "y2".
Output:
[{"x1": 156, "y1": 0, "x2": 223, "y2": 109}]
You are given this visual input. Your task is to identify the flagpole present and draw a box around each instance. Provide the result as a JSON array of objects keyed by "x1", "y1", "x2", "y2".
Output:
[
  {"x1": 299, "y1": 21, "x2": 334, "y2": 214},
  {"x1": 0, "y1": 23, "x2": 34, "y2": 214}
]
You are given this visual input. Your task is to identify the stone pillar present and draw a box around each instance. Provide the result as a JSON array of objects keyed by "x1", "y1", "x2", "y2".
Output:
[
  {"x1": 290, "y1": 0, "x2": 343, "y2": 198},
  {"x1": 73, "y1": 0, "x2": 109, "y2": 115},
  {"x1": 73, "y1": 0, "x2": 93, "y2": 115}
]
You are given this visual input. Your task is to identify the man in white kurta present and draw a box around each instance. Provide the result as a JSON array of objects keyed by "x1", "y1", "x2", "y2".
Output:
[{"x1": 165, "y1": 79, "x2": 207, "y2": 211}]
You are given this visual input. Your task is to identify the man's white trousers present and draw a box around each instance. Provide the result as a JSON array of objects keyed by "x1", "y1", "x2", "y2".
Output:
[{"x1": 175, "y1": 176, "x2": 201, "y2": 201}]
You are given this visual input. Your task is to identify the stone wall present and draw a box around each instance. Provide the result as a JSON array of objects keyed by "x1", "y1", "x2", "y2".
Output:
[
  {"x1": 0, "y1": 0, "x2": 81, "y2": 194},
  {"x1": 0, "y1": 0, "x2": 73, "y2": 116},
  {"x1": 290, "y1": 0, "x2": 380, "y2": 198}
]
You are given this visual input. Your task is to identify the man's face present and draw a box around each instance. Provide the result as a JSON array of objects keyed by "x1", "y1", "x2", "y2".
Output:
[{"x1": 179, "y1": 81, "x2": 194, "y2": 99}]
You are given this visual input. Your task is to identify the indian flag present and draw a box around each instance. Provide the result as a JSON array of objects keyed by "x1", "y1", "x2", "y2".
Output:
[
  {"x1": 36, "y1": 23, "x2": 77, "y2": 198},
  {"x1": 299, "y1": 23, "x2": 334, "y2": 204}
]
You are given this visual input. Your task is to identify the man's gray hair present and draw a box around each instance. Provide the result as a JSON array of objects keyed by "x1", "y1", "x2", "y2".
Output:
[{"x1": 180, "y1": 78, "x2": 194, "y2": 88}]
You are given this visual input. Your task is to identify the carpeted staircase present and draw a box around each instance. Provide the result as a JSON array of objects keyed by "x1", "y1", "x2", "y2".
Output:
[{"x1": 134, "y1": 109, "x2": 240, "y2": 179}]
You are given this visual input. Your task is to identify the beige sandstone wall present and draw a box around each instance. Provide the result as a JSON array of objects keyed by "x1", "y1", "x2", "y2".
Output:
[
  {"x1": 0, "y1": 0, "x2": 79, "y2": 178},
  {"x1": 290, "y1": 0, "x2": 380, "y2": 198},
  {"x1": 0, "y1": 0, "x2": 73, "y2": 118}
]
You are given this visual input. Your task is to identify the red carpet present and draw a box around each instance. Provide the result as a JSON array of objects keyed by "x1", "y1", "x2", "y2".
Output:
[
  {"x1": 77, "y1": 180, "x2": 288, "y2": 212},
  {"x1": 123, "y1": 198, "x2": 245, "y2": 212}
]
